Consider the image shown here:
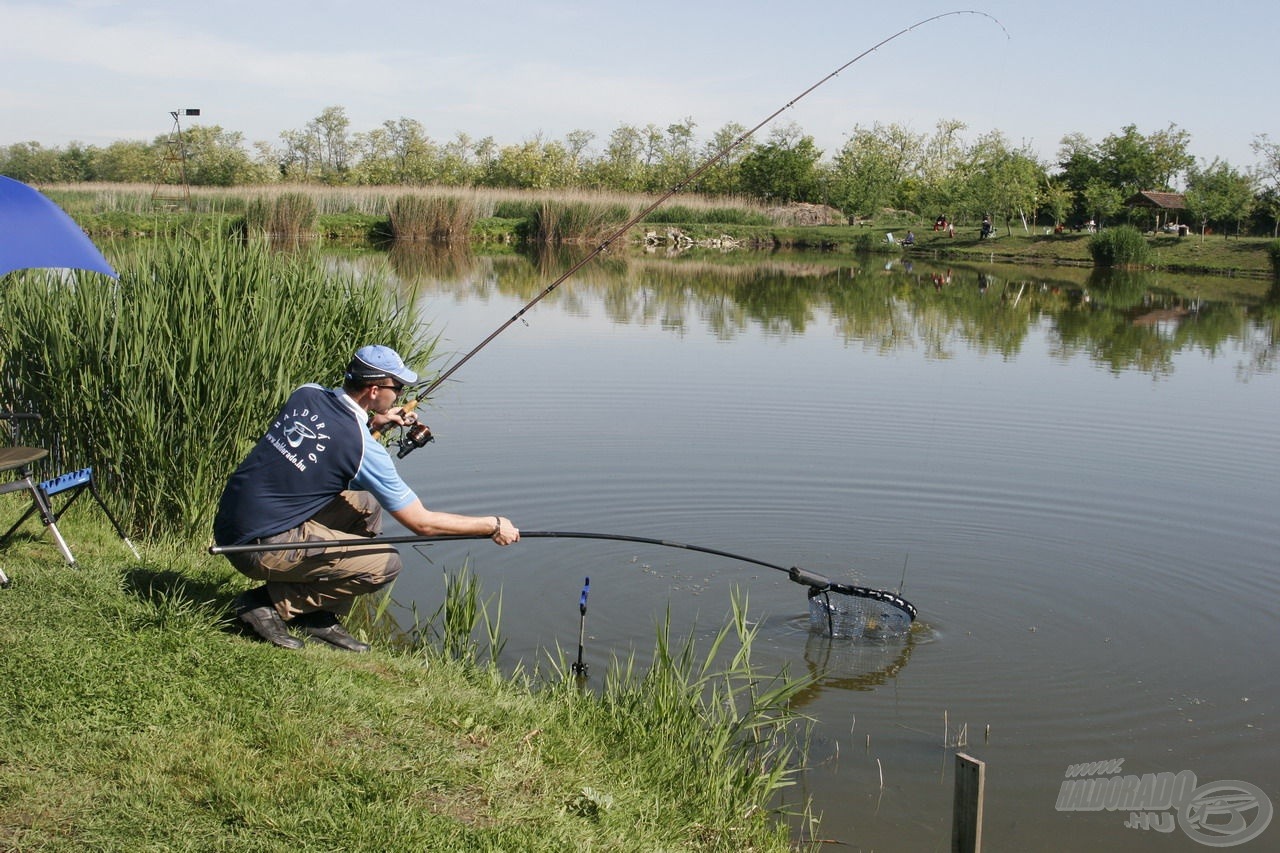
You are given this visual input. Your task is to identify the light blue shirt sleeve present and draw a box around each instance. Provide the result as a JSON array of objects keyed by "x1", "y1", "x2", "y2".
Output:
[{"x1": 351, "y1": 431, "x2": 418, "y2": 512}]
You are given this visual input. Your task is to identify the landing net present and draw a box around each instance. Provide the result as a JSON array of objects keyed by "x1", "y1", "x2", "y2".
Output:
[{"x1": 807, "y1": 585, "x2": 915, "y2": 639}]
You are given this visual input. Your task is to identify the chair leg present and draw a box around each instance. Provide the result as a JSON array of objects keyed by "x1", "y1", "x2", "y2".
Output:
[
  {"x1": 88, "y1": 478, "x2": 140, "y2": 560},
  {"x1": 30, "y1": 476, "x2": 76, "y2": 566},
  {"x1": 0, "y1": 473, "x2": 77, "y2": 566}
]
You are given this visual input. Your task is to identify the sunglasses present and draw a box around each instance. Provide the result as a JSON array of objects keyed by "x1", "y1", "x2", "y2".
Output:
[{"x1": 373, "y1": 383, "x2": 405, "y2": 394}]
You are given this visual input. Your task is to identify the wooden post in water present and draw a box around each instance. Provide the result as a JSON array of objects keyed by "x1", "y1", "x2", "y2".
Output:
[{"x1": 952, "y1": 752, "x2": 985, "y2": 853}]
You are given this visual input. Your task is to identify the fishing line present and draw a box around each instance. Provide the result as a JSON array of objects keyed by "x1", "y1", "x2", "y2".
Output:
[{"x1": 418, "y1": 9, "x2": 1009, "y2": 400}]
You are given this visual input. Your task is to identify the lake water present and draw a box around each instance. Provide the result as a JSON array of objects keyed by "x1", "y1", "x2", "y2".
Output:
[{"x1": 353, "y1": 247, "x2": 1279, "y2": 851}]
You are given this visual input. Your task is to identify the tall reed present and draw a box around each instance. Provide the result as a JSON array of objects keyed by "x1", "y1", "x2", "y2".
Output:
[
  {"x1": 0, "y1": 237, "x2": 433, "y2": 539},
  {"x1": 244, "y1": 191, "x2": 317, "y2": 237},
  {"x1": 529, "y1": 199, "x2": 633, "y2": 244},
  {"x1": 389, "y1": 193, "x2": 478, "y2": 241}
]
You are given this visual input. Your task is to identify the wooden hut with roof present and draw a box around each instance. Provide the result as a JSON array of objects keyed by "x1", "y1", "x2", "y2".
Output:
[{"x1": 1125, "y1": 190, "x2": 1187, "y2": 232}]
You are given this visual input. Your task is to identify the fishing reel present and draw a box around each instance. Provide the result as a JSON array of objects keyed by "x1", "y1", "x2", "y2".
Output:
[{"x1": 395, "y1": 422, "x2": 435, "y2": 458}]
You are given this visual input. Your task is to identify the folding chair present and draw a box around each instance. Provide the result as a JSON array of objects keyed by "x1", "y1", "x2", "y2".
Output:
[{"x1": 1, "y1": 412, "x2": 138, "y2": 586}]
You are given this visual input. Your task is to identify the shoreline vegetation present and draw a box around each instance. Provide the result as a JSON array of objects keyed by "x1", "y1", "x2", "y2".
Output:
[{"x1": 44, "y1": 183, "x2": 1280, "y2": 280}]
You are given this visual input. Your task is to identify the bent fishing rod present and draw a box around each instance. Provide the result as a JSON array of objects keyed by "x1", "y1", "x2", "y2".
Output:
[
  {"x1": 417, "y1": 10, "x2": 1006, "y2": 400},
  {"x1": 208, "y1": 530, "x2": 916, "y2": 620}
]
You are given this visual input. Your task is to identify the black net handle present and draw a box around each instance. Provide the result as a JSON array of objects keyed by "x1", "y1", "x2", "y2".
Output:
[
  {"x1": 806, "y1": 578, "x2": 918, "y2": 622},
  {"x1": 791, "y1": 565, "x2": 917, "y2": 621}
]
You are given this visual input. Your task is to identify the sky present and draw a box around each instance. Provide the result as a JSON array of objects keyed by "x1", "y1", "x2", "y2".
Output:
[{"x1": 2, "y1": 0, "x2": 1277, "y2": 176}]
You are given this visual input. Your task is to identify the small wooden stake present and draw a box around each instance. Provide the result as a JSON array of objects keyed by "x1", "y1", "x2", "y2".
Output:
[{"x1": 952, "y1": 753, "x2": 985, "y2": 853}]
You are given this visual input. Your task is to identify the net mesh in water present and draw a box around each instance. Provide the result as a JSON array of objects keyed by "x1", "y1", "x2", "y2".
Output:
[{"x1": 807, "y1": 587, "x2": 914, "y2": 639}]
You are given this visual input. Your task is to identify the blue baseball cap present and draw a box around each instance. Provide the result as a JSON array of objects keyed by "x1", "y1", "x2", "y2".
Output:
[{"x1": 344, "y1": 345, "x2": 418, "y2": 386}]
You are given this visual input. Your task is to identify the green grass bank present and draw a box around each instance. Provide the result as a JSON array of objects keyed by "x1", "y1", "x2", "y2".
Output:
[{"x1": 0, "y1": 524, "x2": 812, "y2": 852}]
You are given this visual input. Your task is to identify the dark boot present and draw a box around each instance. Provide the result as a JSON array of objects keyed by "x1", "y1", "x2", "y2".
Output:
[
  {"x1": 292, "y1": 610, "x2": 371, "y2": 653},
  {"x1": 233, "y1": 586, "x2": 303, "y2": 650}
]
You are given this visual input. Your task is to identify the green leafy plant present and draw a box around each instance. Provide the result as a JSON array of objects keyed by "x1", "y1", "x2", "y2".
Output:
[{"x1": 1088, "y1": 224, "x2": 1151, "y2": 267}]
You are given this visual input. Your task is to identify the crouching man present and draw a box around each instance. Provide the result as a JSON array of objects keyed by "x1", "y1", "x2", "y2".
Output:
[{"x1": 213, "y1": 345, "x2": 519, "y2": 652}]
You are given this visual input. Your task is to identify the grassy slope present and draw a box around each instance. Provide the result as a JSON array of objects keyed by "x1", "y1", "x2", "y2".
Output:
[{"x1": 0, "y1": 520, "x2": 799, "y2": 853}]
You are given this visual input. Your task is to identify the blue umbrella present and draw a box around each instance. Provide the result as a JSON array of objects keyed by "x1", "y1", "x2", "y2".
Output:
[{"x1": 0, "y1": 176, "x2": 118, "y2": 278}]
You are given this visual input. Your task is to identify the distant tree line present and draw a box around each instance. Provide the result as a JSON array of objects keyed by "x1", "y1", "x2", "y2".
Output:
[{"x1": 4, "y1": 105, "x2": 1278, "y2": 236}]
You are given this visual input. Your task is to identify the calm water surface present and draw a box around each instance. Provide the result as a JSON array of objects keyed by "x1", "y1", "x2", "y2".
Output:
[{"x1": 355, "y1": 249, "x2": 1279, "y2": 851}]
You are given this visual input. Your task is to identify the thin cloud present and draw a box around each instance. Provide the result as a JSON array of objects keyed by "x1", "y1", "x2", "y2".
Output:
[{"x1": 3, "y1": 3, "x2": 401, "y2": 92}]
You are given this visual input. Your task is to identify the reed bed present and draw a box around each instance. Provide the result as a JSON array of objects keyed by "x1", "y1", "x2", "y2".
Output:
[
  {"x1": 0, "y1": 237, "x2": 434, "y2": 539},
  {"x1": 41, "y1": 182, "x2": 777, "y2": 227},
  {"x1": 643, "y1": 203, "x2": 772, "y2": 227},
  {"x1": 529, "y1": 199, "x2": 634, "y2": 244},
  {"x1": 389, "y1": 193, "x2": 477, "y2": 241},
  {"x1": 39, "y1": 182, "x2": 788, "y2": 247},
  {"x1": 244, "y1": 191, "x2": 317, "y2": 237},
  {"x1": 32, "y1": 183, "x2": 245, "y2": 217}
]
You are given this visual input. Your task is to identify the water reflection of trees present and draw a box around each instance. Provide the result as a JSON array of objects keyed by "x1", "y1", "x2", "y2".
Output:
[
  {"x1": 367, "y1": 245, "x2": 1277, "y2": 378},
  {"x1": 1048, "y1": 270, "x2": 1259, "y2": 377},
  {"x1": 1243, "y1": 284, "x2": 1280, "y2": 378}
]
